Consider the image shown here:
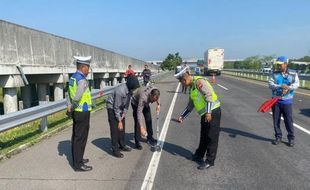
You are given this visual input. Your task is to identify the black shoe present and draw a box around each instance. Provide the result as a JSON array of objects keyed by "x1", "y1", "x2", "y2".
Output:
[
  {"x1": 74, "y1": 164, "x2": 93, "y2": 172},
  {"x1": 135, "y1": 143, "x2": 143, "y2": 150},
  {"x1": 120, "y1": 145, "x2": 132, "y2": 152},
  {"x1": 197, "y1": 162, "x2": 213, "y2": 170},
  {"x1": 147, "y1": 138, "x2": 157, "y2": 146},
  {"x1": 191, "y1": 154, "x2": 204, "y2": 163},
  {"x1": 288, "y1": 140, "x2": 294, "y2": 147},
  {"x1": 272, "y1": 138, "x2": 282, "y2": 145},
  {"x1": 113, "y1": 151, "x2": 124, "y2": 158},
  {"x1": 82, "y1": 158, "x2": 89, "y2": 164}
]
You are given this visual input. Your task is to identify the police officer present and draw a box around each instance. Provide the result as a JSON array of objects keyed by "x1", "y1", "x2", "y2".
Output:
[
  {"x1": 67, "y1": 56, "x2": 93, "y2": 172},
  {"x1": 269, "y1": 56, "x2": 299, "y2": 147},
  {"x1": 175, "y1": 66, "x2": 221, "y2": 170}
]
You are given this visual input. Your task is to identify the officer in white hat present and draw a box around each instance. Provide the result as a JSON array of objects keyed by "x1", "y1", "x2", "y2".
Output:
[
  {"x1": 175, "y1": 66, "x2": 222, "y2": 170},
  {"x1": 67, "y1": 56, "x2": 93, "y2": 171}
]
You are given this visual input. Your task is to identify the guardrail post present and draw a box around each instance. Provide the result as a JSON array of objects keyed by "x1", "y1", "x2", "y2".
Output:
[
  {"x1": 301, "y1": 80, "x2": 305, "y2": 87},
  {"x1": 18, "y1": 101, "x2": 23, "y2": 111},
  {"x1": 40, "y1": 95, "x2": 49, "y2": 132}
]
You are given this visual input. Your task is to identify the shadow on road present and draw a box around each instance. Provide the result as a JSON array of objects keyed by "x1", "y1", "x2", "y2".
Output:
[
  {"x1": 162, "y1": 141, "x2": 193, "y2": 161},
  {"x1": 221, "y1": 127, "x2": 273, "y2": 143},
  {"x1": 91, "y1": 133, "x2": 136, "y2": 156},
  {"x1": 299, "y1": 108, "x2": 310, "y2": 117},
  {"x1": 57, "y1": 140, "x2": 72, "y2": 165}
]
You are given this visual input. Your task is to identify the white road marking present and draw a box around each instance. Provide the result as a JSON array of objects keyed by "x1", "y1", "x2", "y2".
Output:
[
  {"x1": 269, "y1": 112, "x2": 310, "y2": 135},
  {"x1": 217, "y1": 84, "x2": 229, "y2": 90},
  {"x1": 141, "y1": 83, "x2": 181, "y2": 190}
]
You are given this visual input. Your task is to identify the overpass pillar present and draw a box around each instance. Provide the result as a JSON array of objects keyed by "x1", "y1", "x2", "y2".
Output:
[
  {"x1": 121, "y1": 77, "x2": 126, "y2": 83},
  {"x1": 37, "y1": 83, "x2": 49, "y2": 102},
  {"x1": 113, "y1": 78, "x2": 118, "y2": 86},
  {"x1": 3, "y1": 88, "x2": 18, "y2": 114},
  {"x1": 21, "y1": 85, "x2": 32, "y2": 109},
  {"x1": 54, "y1": 83, "x2": 64, "y2": 101},
  {"x1": 100, "y1": 79, "x2": 106, "y2": 89}
]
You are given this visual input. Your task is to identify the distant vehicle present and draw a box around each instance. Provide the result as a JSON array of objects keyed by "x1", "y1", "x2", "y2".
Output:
[
  {"x1": 175, "y1": 65, "x2": 182, "y2": 74},
  {"x1": 204, "y1": 48, "x2": 224, "y2": 76},
  {"x1": 195, "y1": 67, "x2": 201, "y2": 75},
  {"x1": 261, "y1": 67, "x2": 272, "y2": 73}
]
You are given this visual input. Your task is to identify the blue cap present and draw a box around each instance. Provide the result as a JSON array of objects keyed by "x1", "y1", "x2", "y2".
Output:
[{"x1": 275, "y1": 56, "x2": 288, "y2": 65}]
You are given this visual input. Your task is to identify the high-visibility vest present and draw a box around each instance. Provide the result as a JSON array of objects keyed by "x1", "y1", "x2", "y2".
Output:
[
  {"x1": 69, "y1": 71, "x2": 92, "y2": 112},
  {"x1": 271, "y1": 69, "x2": 296, "y2": 100},
  {"x1": 190, "y1": 76, "x2": 220, "y2": 116}
]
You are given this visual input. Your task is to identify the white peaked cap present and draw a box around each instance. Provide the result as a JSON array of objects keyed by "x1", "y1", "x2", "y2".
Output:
[
  {"x1": 73, "y1": 56, "x2": 92, "y2": 65},
  {"x1": 174, "y1": 66, "x2": 189, "y2": 79}
]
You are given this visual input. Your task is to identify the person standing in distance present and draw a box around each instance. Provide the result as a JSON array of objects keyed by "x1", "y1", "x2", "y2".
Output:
[
  {"x1": 269, "y1": 56, "x2": 299, "y2": 147},
  {"x1": 67, "y1": 56, "x2": 93, "y2": 172},
  {"x1": 141, "y1": 64, "x2": 152, "y2": 86},
  {"x1": 175, "y1": 66, "x2": 221, "y2": 170}
]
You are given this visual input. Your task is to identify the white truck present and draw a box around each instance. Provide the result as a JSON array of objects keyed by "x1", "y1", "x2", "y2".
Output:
[{"x1": 204, "y1": 48, "x2": 224, "y2": 75}]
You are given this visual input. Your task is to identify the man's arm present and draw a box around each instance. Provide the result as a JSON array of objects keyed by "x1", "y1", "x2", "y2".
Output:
[
  {"x1": 268, "y1": 73, "x2": 281, "y2": 90},
  {"x1": 197, "y1": 79, "x2": 213, "y2": 113},
  {"x1": 113, "y1": 88, "x2": 124, "y2": 122},
  {"x1": 290, "y1": 74, "x2": 299, "y2": 90},
  {"x1": 71, "y1": 79, "x2": 88, "y2": 109},
  {"x1": 180, "y1": 99, "x2": 194, "y2": 118}
]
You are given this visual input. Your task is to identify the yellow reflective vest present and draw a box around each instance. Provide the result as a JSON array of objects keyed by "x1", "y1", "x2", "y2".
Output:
[
  {"x1": 69, "y1": 71, "x2": 92, "y2": 112},
  {"x1": 190, "y1": 76, "x2": 220, "y2": 116}
]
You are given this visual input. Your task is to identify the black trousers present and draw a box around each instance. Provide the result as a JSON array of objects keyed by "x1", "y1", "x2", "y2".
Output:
[
  {"x1": 195, "y1": 107, "x2": 221, "y2": 165},
  {"x1": 272, "y1": 103, "x2": 294, "y2": 140},
  {"x1": 131, "y1": 103, "x2": 153, "y2": 144},
  {"x1": 107, "y1": 108, "x2": 126, "y2": 152},
  {"x1": 71, "y1": 111, "x2": 90, "y2": 168}
]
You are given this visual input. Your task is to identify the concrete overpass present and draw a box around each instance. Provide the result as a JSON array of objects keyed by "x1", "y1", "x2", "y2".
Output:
[{"x1": 0, "y1": 20, "x2": 158, "y2": 114}]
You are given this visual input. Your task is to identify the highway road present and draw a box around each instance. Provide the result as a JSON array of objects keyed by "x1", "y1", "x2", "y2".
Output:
[{"x1": 0, "y1": 74, "x2": 309, "y2": 190}]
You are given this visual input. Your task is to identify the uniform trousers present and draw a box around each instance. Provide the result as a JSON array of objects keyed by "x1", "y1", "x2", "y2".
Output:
[
  {"x1": 107, "y1": 108, "x2": 126, "y2": 152},
  {"x1": 71, "y1": 111, "x2": 90, "y2": 168},
  {"x1": 194, "y1": 107, "x2": 221, "y2": 165},
  {"x1": 272, "y1": 103, "x2": 294, "y2": 140}
]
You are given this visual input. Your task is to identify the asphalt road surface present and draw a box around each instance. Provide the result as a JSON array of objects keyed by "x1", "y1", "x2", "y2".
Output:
[{"x1": 0, "y1": 74, "x2": 309, "y2": 190}]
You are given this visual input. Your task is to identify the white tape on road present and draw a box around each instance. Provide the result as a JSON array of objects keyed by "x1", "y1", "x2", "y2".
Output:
[
  {"x1": 269, "y1": 112, "x2": 310, "y2": 135},
  {"x1": 217, "y1": 84, "x2": 229, "y2": 90},
  {"x1": 141, "y1": 83, "x2": 181, "y2": 190}
]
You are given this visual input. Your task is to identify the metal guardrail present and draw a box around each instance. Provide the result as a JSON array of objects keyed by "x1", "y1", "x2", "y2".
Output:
[
  {"x1": 224, "y1": 69, "x2": 310, "y2": 80},
  {"x1": 0, "y1": 72, "x2": 168, "y2": 133}
]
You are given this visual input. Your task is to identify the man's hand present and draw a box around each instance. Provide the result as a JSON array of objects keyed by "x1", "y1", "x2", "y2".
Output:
[
  {"x1": 205, "y1": 113, "x2": 212, "y2": 122},
  {"x1": 140, "y1": 126, "x2": 148, "y2": 139},
  {"x1": 66, "y1": 106, "x2": 73, "y2": 118},
  {"x1": 118, "y1": 121, "x2": 123, "y2": 131},
  {"x1": 282, "y1": 85, "x2": 290, "y2": 95},
  {"x1": 178, "y1": 116, "x2": 184, "y2": 123},
  {"x1": 156, "y1": 104, "x2": 161, "y2": 113}
]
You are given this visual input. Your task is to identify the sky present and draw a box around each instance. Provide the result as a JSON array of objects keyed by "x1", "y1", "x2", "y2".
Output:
[{"x1": 1, "y1": 0, "x2": 310, "y2": 61}]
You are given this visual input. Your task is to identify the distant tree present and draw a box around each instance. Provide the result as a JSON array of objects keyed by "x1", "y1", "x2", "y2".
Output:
[
  {"x1": 161, "y1": 52, "x2": 183, "y2": 70},
  {"x1": 231, "y1": 55, "x2": 276, "y2": 70}
]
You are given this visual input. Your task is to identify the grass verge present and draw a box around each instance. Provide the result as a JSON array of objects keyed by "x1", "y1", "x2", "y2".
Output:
[{"x1": 0, "y1": 97, "x2": 105, "y2": 161}]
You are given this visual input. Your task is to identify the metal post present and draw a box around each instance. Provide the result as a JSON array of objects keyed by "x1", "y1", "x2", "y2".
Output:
[{"x1": 40, "y1": 95, "x2": 49, "y2": 132}]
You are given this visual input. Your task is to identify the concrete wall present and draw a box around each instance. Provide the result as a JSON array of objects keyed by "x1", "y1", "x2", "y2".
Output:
[
  {"x1": 0, "y1": 20, "x2": 158, "y2": 77},
  {"x1": 0, "y1": 20, "x2": 160, "y2": 114}
]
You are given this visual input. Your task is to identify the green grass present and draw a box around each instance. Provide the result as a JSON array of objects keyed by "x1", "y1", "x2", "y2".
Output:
[{"x1": 0, "y1": 97, "x2": 106, "y2": 158}]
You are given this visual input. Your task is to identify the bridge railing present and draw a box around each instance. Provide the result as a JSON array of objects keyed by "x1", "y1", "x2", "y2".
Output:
[
  {"x1": 0, "y1": 72, "x2": 168, "y2": 133},
  {"x1": 223, "y1": 69, "x2": 310, "y2": 89}
]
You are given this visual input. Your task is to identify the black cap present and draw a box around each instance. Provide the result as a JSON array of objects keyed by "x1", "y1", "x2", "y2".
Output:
[{"x1": 126, "y1": 75, "x2": 140, "y2": 91}]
